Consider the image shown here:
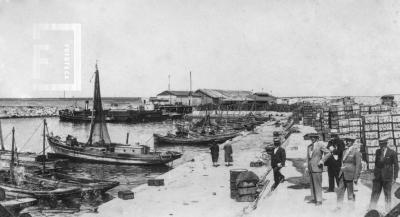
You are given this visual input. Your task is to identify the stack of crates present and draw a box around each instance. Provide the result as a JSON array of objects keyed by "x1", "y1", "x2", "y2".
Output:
[
  {"x1": 364, "y1": 115, "x2": 379, "y2": 170},
  {"x1": 302, "y1": 105, "x2": 314, "y2": 126},
  {"x1": 364, "y1": 114, "x2": 396, "y2": 170},
  {"x1": 352, "y1": 104, "x2": 361, "y2": 118},
  {"x1": 330, "y1": 105, "x2": 345, "y2": 130},
  {"x1": 360, "y1": 105, "x2": 371, "y2": 116},
  {"x1": 370, "y1": 105, "x2": 391, "y2": 115},
  {"x1": 392, "y1": 114, "x2": 400, "y2": 162},
  {"x1": 338, "y1": 118, "x2": 363, "y2": 140}
]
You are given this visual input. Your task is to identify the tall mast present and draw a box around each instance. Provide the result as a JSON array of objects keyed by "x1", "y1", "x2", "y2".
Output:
[
  {"x1": 189, "y1": 71, "x2": 192, "y2": 106},
  {"x1": 42, "y1": 119, "x2": 46, "y2": 174},
  {"x1": 10, "y1": 127, "x2": 15, "y2": 184},
  {"x1": 88, "y1": 63, "x2": 111, "y2": 146},
  {"x1": 0, "y1": 119, "x2": 4, "y2": 151},
  {"x1": 168, "y1": 74, "x2": 171, "y2": 105}
]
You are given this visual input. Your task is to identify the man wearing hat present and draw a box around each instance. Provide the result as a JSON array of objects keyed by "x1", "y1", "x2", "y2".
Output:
[
  {"x1": 305, "y1": 133, "x2": 331, "y2": 206},
  {"x1": 270, "y1": 138, "x2": 286, "y2": 190},
  {"x1": 369, "y1": 136, "x2": 399, "y2": 212},
  {"x1": 336, "y1": 135, "x2": 362, "y2": 209},
  {"x1": 325, "y1": 130, "x2": 345, "y2": 192}
]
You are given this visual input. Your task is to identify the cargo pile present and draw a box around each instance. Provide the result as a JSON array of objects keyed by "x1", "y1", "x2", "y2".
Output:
[
  {"x1": 230, "y1": 169, "x2": 260, "y2": 202},
  {"x1": 294, "y1": 98, "x2": 400, "y2": 170}
]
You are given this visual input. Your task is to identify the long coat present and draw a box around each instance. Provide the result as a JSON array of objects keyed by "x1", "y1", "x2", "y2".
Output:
[
  {"x1": 210, "y1": 144, "x2": 219, "y2": 162},
  {"x1": 373, "y1": 148, "x2": 399, "y2": 181},
  {"x1": 339, "y1": 146, "x2": 362, "y2": 181},
  {"x1": 307, "y1": 141, "x2": 331, "y2": 173},
  {"x1": 223, "y1": 143, "x2": 233, "y2": 162},
  {"x1": 271, "y1": 147, "x2": 286, "y2": 168}
]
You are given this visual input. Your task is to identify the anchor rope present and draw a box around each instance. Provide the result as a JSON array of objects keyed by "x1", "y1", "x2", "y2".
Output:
[{"x1": 19, "y1": 122, "x2": 43, "y2": 151}]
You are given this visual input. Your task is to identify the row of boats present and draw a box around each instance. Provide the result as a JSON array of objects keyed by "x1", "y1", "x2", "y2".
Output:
[{"x1": 0, "y1": 64, "x2": 270, "y2": 216}]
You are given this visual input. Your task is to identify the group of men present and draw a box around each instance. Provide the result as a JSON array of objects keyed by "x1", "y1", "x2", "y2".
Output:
[{"x1": 306, "y1": 131, "x2": 399, "y2": 212}]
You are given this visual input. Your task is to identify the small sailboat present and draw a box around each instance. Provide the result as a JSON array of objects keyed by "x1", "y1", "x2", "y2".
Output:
[
  {"x1": 0, "y1": 120, "x2": 67, "y2": 172},
  {"x1": 47, "y1": 64, "x2": 182, "y2": 165},
  {"x1": 0, "y1": 128, "x2": 81, "y2": 205},
  {"x1": 26, "y1": 119, "x2": 119, "y2": 197}
]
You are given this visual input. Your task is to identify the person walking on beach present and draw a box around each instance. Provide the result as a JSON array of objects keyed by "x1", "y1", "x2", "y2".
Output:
[
  {"x1": 369, "y1": 136, "x2": 399, "y2": 213},
  {"x1": 210, "y1": 142, "x2": 219, "y2": 167},
  {"x1": 223, "y1": 143, "x2": 233, "y2": 166},
  {"x1": 270, "y1": 138, "x2": 286, "y2": 190},
  {"x1": 305, "y1": 133, "x2": 331, "y2": 206},
  {"x1": 325, "y1": 130, "x2": 345, "y2": 192},
  {"x1": 336, "y1": 135, "x2": 362, "y2": 210}
]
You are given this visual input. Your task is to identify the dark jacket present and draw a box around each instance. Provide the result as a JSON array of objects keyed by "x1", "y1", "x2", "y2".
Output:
[
  {"x1": 271, "y1": 147, "x2": 286, "y2": 168},
  {"x1": 325, "y1": 138, "x2": 345, "y2": 168},
  {"x1": 374, "y1": 148, "x2": 399, "y2": 181}
]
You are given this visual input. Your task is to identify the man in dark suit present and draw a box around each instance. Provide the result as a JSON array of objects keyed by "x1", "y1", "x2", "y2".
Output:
[
  {"x1": 270, "y1": 138, "x2": 286, "y2": 190},
  {"x1": 369, "y1": 136, "x2": 399, "y2": 212},
  {"x1": 325, "y1": 130, "x2": 345, "y2": 192}
]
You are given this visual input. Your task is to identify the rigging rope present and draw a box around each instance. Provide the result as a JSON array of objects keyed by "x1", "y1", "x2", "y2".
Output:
[{"x1": 19, "y1": 122, "x2": 43, "y2": 151}]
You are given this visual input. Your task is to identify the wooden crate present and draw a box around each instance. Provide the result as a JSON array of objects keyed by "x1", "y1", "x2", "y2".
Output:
[
  {"x1": 118, "y1": 190, "x2": 134, "y2": 200},
  {"x1": 148, "y1": 179, "x2": 165, "y2": 186}
]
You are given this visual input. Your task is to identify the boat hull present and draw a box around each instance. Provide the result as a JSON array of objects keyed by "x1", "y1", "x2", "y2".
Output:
[
  {"x1": 47, "y1": 137, "x2": 181, "y2": 165},
  {"x1": 153, "y1": 132, "x2": 240, "y2": 146}
]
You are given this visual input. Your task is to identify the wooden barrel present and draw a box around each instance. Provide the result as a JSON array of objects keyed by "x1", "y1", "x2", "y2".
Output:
[
  {"x1": 230, "y1": 189, "x2": 239, "y2": 199},
  {"x1": 230, "y1": 169, "x2": 247, "y2": 199},
  {"x1": 230, "y1": 169, "x2": 247, "y2": 182}
]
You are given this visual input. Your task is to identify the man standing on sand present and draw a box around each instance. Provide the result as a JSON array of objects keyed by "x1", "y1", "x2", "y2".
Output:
[
  {"x1": 325, "y1": 130, "x2": 345, "y2": 192},
  {"x1": 336, "y1": 135, "x2": 362, "y2": 209},
  {"x1": 223, "y1": 143, "x2": 233, "y2": 166},
  {"x1": 369, "y1": 136, "x2": 399, "y2": 213},
  {"x1": 305, "y1": 133, "x2": 331, "y2": 206},
  {"x1": 270, "y1": 138, "x2": 286, "y2": 190},
  {"x1": 209, "y1": 142, "x2": 219, "y2": 167}
]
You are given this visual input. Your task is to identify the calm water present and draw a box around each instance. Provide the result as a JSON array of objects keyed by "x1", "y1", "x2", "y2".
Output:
[{"x1": 0, "y1": 117, "x2": 209, "y2": 216}]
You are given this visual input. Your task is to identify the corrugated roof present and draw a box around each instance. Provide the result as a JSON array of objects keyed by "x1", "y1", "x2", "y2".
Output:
[
  {"x1": 196, "y1": 89, "x2": 252, "y2": 100},
  {"x1": 157, "y1": 90, "x2": 201, "y2": 97}
]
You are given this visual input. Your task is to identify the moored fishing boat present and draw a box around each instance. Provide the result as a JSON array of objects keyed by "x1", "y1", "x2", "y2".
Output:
[
  {"x1": 0, "y1": 128, "x2": 81, "y2": 205},
  {"x1": 25, "y1": 172, "x2": 119, "y2": 196},
  {"x1": 153, "y1": 131, "x2": 240, "y2": 146},
  {"x1": 47, "y1": 64, "x2": 182, "y2": 165}
]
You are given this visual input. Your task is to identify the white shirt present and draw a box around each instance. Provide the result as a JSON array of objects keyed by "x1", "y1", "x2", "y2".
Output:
[{"x1": 274, "y1": 147, "x2": 279, "y2": 154}]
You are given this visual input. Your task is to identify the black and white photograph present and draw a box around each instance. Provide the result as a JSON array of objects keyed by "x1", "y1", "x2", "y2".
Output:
[{"x1": 0, "y1": 0, "x2": 400, "y2": 217}]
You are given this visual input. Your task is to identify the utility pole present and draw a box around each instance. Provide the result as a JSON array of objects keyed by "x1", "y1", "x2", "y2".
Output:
[
  {"x1": 0, "y1": 119, "x2": 4, "y2": 151},
  {"x1": 168, "y1": 74, "x2": 171, "y2": 105}
]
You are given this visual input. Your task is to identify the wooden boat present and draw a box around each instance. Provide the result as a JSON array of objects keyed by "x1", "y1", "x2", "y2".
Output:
[
  {"x1": 0, "y1": 128, "x2": 81, "y2": 203},
  {"x1": 0, "y1": 120, "x2": 68, "y2": 172},
  {"x1": 48, "y1": 64, "x2": 182, "y2": 165},
  {"x1": 25, "y1": 172, "x2": 119, "y2": 196},
  {"x1": 59, "y1": 108, "x2": 169, "y2": 123},
  {"x1": 0, "y1": 198, "x2": 37, "y2": 217},
  {"x1": 153, "y1": 131, "x2": 240, "y2": 146}
]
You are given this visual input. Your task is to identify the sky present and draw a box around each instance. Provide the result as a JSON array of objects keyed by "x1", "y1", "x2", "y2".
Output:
[{"x1": 1, "y1": 0, "x2": 400, "y2": 98}]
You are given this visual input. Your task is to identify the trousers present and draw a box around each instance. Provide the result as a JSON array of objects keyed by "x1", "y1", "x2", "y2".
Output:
[
  {"x1": 337, "y1": 175, "x2": 354, "y2": 207},
  {"x1": 327, "y1": 166, "x2": 340, "y2": 191},
  {"x1": 273, "y1": 167, "x2": 284, "y2": 188},
  {"x1": 309, "y1": 172, "x2": 323, "y2": 203},
  {"x1": 370, "y1": 180, "x2": 392, "y2": 212}
]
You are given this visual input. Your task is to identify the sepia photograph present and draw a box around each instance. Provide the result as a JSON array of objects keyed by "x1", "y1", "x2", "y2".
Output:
[{"x1": 0, "y1": 0, "x2": 400, "y2": 216}]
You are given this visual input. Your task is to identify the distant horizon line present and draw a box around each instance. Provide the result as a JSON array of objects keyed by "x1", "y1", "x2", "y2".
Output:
[{"x1": 0, "y1": 94, "x2": 396, "y2": 100}]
